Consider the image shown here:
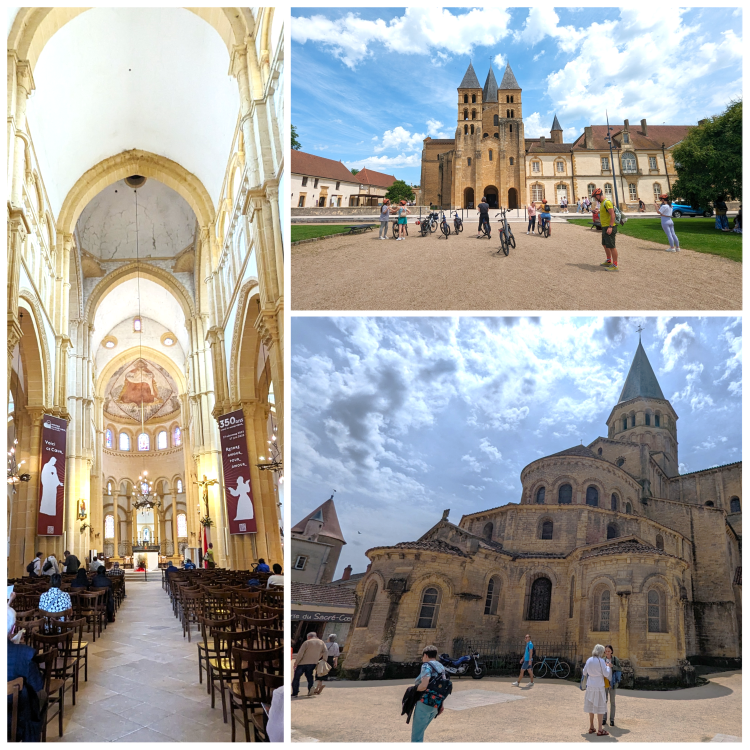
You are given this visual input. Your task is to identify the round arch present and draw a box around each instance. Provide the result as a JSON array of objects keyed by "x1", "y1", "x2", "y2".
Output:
[
  {"x1": 229, "y1": 279, "x2": 262, "y2": 403},
  {"x1": 95, "y1": 345, "x2": 188, "y2": 398},
  {"x1": 57, "y1": 150, "x2": 215, "y2": 233},
  {"x1": 17, "y1": 292, "x2": 52, "y2": 408}
]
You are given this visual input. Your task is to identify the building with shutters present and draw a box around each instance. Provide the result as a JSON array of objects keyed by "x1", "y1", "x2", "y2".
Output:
[
  {"x1": 421, "y1": 60, "x2": 690, "y2": 211},
  {"x1": 344, "y1": 339, "x2": 742, "y2": 685}
]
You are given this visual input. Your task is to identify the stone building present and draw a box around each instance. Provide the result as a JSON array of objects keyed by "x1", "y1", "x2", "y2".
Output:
[
  {"x1": 291, "y1": 496, "x2": 347, "y2": 585},
  {"x1": 421, "y1": 60, "x2": 687, "y2": 211},
  {"x1": 345, "y1": 340, "x2": 741, "y2": 684}
]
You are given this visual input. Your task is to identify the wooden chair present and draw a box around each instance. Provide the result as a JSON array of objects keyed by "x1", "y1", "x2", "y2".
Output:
[
  {"x1": 197, "y1": 614, "x2": 236, "y2": 690},
  {"x1": 31, "y1": 630, "x2": 77, "y2": 708},
  {"x1": 252, "y1": 670, "x2": 284, "y2": 742},
  {"x1": 32, "y1": 647, "x2": 63, "y2": 740},
  {"x1": 208, "y1": 629, "x2": 256, "y2": 723},
  {"x1": 260, "y1": 604, "x2": 283, "y2": 621},
  {"x1": 236, "y1": 590, "x2": 261, "y2": 607},
  {"x1": 76, "y1": 592, "x2": 102, "y2": 642},
  {"x1": 57, "y1": 617, "x2": 89, "y2": 689},
  {"x1": 7, "y1": 677, "x2": 23, "y2": 742},
  {"x1": 228, "y1": 646, "x2": 284, "y2": 743},
  {"x1": 13, "y1": 608, "x2": 39, "y2": 622},
  {"x1": 180, "y1": 589, "x2": 204, "y2": 642},
  {"x1": 39, "y1": 609, "x2": 73, "y2": 634},
  {"x1": 204, "y1": 590, "x2": 234, "y2": 619},
  {"x1": 256, "y1": 626, "x2": 284, "y2": 651},
  {"x1": 89, "y1": 588, "x2": 110, "y2": 632}
]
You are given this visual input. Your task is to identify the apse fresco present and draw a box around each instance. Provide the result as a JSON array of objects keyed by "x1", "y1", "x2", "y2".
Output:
[{"x1": 103, "y1": 357, "x2": 179, "y2": 422}]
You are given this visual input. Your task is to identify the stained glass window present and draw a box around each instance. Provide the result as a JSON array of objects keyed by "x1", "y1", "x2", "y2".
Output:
[
  {"x1": 138, "y1": 433, "x2": 149, "y2": 451},
  {"x1": 586, "y1": 486, "x2": 599, "y2": 507},
  {"x1": 484, "y1": 577, "x2": 500, "y2": 615},
  {"x1": 177, "y1": 513, "x2": 187, "y2": 538},
  {"x1": 173, "y1": 426, "x2": 182, "y2": 446},
  {"x1": 541, "y1": 520, "x2": 553, "y2": 540},
  {"x1": 536, "y1": 487, "x2": 546, "y2": 504},
  {"x1": 528, "y1": 577, "x2": 552, "y2": 621},
  {"x1": 648, "y1": 590, "x2": 662, "y2": 632},
  {"x1": 176, "y1": 479, "x2": 183, "y2": 493},
  {"x1": 558, "y1": 483, "x2": 572, "y2": 504},
  {"x1": 105, "y1": 429, "x2": 113, "y2": 448},
  {"x1": 119, "y1": 433, "x2": 130, "y2": 451}
]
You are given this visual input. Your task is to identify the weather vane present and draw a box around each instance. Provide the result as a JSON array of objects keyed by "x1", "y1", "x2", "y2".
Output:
[{"x1": 636, "y1": 323, "x2": 645, "y2": 339}]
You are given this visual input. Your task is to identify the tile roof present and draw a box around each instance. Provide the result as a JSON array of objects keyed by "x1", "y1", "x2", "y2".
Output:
[
  {"x1": 677, "y1": 461, "x2": 741, "y2": 477},
  {"x1": 459, "y1": 61, "x2": 481, "y2": 89},
  {"x1": 356, "y1": 167, "x2": 397, "y2": 189},
  {"x1": 291, "y1": 150, "x2": 359, "y2": 182},
  {"x1": 526, "y1": 142, "x2": 574, "y2": 153},
  {"x1": 292, "y1": 498, "x2": 346, "y2": 544},
  {"x1": 369, "y1": 539, "x2": 472, "y2": 558},
  {"x1": 499, "y1": 63, "x2": 520, "y2": 90},
  {"x1": 550, "y1": 445, "x2": 600, "y2": 459},
  {"x1": 618, "y1": 340, "x2": 665, "y2": 403},
  {"x1": 571, "y1": 124, "x2": 693, "y2": 151},
  {"x1": 290, "y1": 582, "x2": 356, "y2": 608},
  {"x1": 424, "y1": 139, "x2": 456, "y2": 146},
  {"x1": 581, "y1": 539, "x2": 672, "y2": 560}
]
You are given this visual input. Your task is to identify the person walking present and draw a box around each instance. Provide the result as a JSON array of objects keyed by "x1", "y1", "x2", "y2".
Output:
[
  {"x1": 379, "y1": 199, "x2": 394, "y2": 239},
  {"x1": 512, "y1": 634, "x2": 535, "y2": 687},
  {"x1": 638, "y1": 198, "x2": 646, "y2": 212},
  {"x1": 603, "y1": 645, "x2": 621, "y2": 727},
  {"x1": 654, "y1": 193, "x2": 680, "y2": 252},
  {"x1": 26, "y1": 551, "x2": 43, "y2": 578},
  {"x1": 476, "y1": 196, "x2": 490, "y2": 238},
  {"x1": 292, "y1": 631, "x2": 328, "y2": 697},
  {"x1": 715, "y1": 196, "x2": 730, "y2": 231},
  {"x1": 396, "y1": 200, "x2": 410, "y2": 240},
  {"x1": 313, "y1": 634, "x2": 340, "y2": 694},
  {"x1": 42, "y1": 553, "x2": 60, "y2": 576},
  {"x1": 411, "y1": 645, "x2": 447, "y2": 742},
  {"x1": 583, "y1": 644, "x2": 612, "y2": 736},
  {"x1": 592, "y1": 187, "x2": 618, "y2": 270},
  {"x1": 62, "y1": 550, "x2": 80, "y2": 574},
  {"x1": 526, "y1": 203, "x2": 536, "y2": 234}
]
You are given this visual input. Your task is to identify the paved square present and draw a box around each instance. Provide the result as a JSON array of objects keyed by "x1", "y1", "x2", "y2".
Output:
[{"x1": 444, "y1": 689, "x2": 527, "y2": 711}]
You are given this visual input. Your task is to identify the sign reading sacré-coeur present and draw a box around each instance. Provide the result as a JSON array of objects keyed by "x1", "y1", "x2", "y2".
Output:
[
  {"x1": 37, "y1": 415, "x2": 67, "y2": 536},
  {"x1": 218, "y1": 409, "x2": 257, "y2": 534}
]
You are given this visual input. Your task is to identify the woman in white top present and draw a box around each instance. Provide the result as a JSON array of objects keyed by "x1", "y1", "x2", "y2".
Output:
[
  {"x1": 582, "y1": 644, "x2": 612, "y2": 736},
  {"x1": 655, "y1": 193, "x2": 680, "y2": 252}
]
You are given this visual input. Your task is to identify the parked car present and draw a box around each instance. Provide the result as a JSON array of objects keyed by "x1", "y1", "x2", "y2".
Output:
[{"x1": 670, "y1": 202, "x2": 714, "y2": 218}]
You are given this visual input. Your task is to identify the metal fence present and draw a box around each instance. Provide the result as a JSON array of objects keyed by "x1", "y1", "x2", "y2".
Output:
[{"x1": 453, "y1": 638, "x2": 581, "y2": 676}]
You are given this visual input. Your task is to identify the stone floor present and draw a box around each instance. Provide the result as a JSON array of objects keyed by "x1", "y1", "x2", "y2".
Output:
[
  {"x1": 48, "y1": 578, "x2": 235, "y2": 742},
  {"x1": 291, "y1": 673, "x2": 742, "y2": 742}
]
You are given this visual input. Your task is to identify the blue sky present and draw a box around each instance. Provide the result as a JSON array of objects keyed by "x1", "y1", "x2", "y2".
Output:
[
  {"x1": 291, "y1": 316, "x2": 741, "y2": 575},
  {"x1": 291, "y1": 7, "x2": 742, "y2": 185}
]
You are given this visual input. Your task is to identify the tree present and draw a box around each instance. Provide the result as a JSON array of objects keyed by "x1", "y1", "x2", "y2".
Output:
[
  {"x1": 385, "y1": 180, "x2": 416, "y2": 204},
  {"x1": 671, "y1": 100, "x2": 741, "y2": 207},
  {"x1": 291, "y1": 124, "x2": 301, "y2": 151},
  {"x1": 350, "y1": 168, "x2": 360, "y2": 175}
]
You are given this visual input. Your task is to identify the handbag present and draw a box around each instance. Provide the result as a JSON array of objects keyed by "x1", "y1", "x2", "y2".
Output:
[
  {"x1": 580, "y1": 671, "x2": 588, "y2": 691},
  {"x1": 316, "y1": 658, "x2": 332, "y2": 677}
]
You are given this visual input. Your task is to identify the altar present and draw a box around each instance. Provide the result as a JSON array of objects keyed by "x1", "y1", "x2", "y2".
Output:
[{"x1": 132, "y1": 546, "x2": 160, "y2": 571}]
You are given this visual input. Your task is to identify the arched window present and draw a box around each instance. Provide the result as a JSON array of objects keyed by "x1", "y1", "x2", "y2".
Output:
[
  {"x1": 730, "y1": 497, "x2": 741, "y2": 513},
  {"x1": 536, "y1": 487, "x2": 546, "y2": 504},
  {"x1": 647, "y1": 589, "x2": 665, "y2": 632},
  {"x1": 119, "y1": 433, "x2": 130, "y2": 451},
  {"x1": 528, "y1": 577, "x2": 552, "y2": 621},
  {"x1": 654, "y1": 414, "x2": 661, "y2": 427},
  {"x1": 588, "y1": 183, "x2": 596, "y2": 197},
  {"x1": 705, "y1": 501, "x2": 714, "y2": 507},
  {"x1": 569, "y1": 576, "x2": 575, "y2": 618},
  {"x1": 509, "y1": 122, "x2": 513, "y2": 131},
  {"x1": 484, "y1": 576, "x2": 500, "y2": 615},
  {"x1": 594, "y1": 588, "x2": 611, "y2": 631},
  {"x1": 558, "y1": 484, "x2": 572, "y2": 504},
  {"x1": 464, "y1": 124, "x2": 468, "y2": 135},
  {"x1": 655, "y1": 534, "x2": 664, "y2": 550},
  {"x1": 506, "y1": 95, "x2": 510, "y2": 103},
  {"x1": 157, "y1": 430, "x2": 167, "y2": 450},
  {"x1": 509, "y1": 157, "x2": 514, "y2": 165},
  {"x1": 645, "y1": 413, "x2": 651, "y2": 426},
  {"x1": 105, "y1": 429, "x2": 113, "y2": 449},
  {"x1": 138, "y1": 433, "x2": 150, "y2": 451},
  {"x1": 622, "y1": 152, "x2": 637, "y2": 173},
  {"x1": 625, "y1": 502, "x2": 632, "y2": 514},
  {"x1": 493, "y1": 114, "x2": 499, "y2": 126},
  {"x1": 470, "y1": 125, "x2": 474, "y2": 135},
  {"x1": 471, "y1": 94, "x2": 476, "y2": 103},
  {"x1": 104, "y1": 515, "x2": 115, "y2": 539},
  {"x1": 471, "y1": 110, "x2": 476, "y2": 120},
  {"x1": 176, "y1": 479, "x2": 183, "y2": 493},
  {"x1": 631, "y1": 415, "x2": 636, "y2": 427},
  {"x1": 494, "y1": 133, "x2": 499, "y2": 139},
  {"x1": 463, "y1": 94, "x2": 468, "y2": 104},
  {"x1": 622, "y1": 417, "x2": 627, "y2": 430},
  {"x1": 510, "y1": 110, "x2": 514, "y2": 118},
  {"x1": 468, "y1": 157, "x2": 472, "y2": 165},
  {"x1": 541, "y1": 520, "x2": 553, "y2": 540},
  {"x1": 464, "y1": 109, "x2": 469, "y2": 121},
  {"x1": 506, "y1": 109, "x2": 510, "y2": 118},
  {"x1": 357, "y1": 581, "x2": 378, "y2": 627},
  {"x1": 586, "y1": 486, "x2": 599, "y2": 507},
  {"x1": 417, "y1": 587, "x2": 441, "y2": 629},
  {"x1": 610, "y1": 493, "x2": 618, "y2": 511},
  {"x1": 489, "y1": 150, "x2": 493, "y2": 161},
  {"x1": 173, "y1": 426, "x2": 182, "y2": 446},
  {"x1": 510, "y1": 95, "x2": 514, "y2": 103},
  {"x1": 107, "y1": 481, "x2": 112, "y2": 495},
  {"x1": 177, "y1": 513, "x2": 187, "y2": 538},
  {"x1": 607, "y1": 523, "x2": 618, "y2": 539},
  {"x1": 482, "y1": 522, "x2": 493, "y2": 541}
]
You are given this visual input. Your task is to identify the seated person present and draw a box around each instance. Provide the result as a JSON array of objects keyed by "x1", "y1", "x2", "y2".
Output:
[
  {"x1": 107, "y1": 561, "x2": 124, "y2": 577},
  {"x1": 183, "y1": 558, "x2": 196, "y2": 570},
  {"x1": 256, "y1": 558, "x2": 271, "y2": 573},
  {"x1": 89, "y1": 556, "x2": 102, "y2": 573},
  {"x1": 91, "y1": 566, "x2": 115, "y2": 622},
  {"x1": 7, "y1": 608, "x2": 46, "y2": 742},
  {"x1": 38, "y1": 573, "x2": 72, "y2": 619},
  {"x1": 267, "y1": 563, "x2": 284, "y2": 588},
  {"x1": 70, "y1": 568, "x2": 90, "y2": 589}
]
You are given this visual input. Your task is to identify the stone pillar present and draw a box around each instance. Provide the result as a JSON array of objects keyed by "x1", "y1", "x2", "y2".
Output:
[
  {"x1": 112, "y1": 495, "x2": 119, "y2": 560},
  {"x1": 9, "y1": 59, "x2": 34, "y2": 208},
  {"x1": 231, "y1": 45, "x2": 260, "y2": 186},
  {"x1": 7, "y1": 211, "x2": 28, "y2": 364},
  {"x1": 170, "y1": 492, "x2": 179, "y2": 559},
  {"x1": 132, "y1": 505, "x2": 138, "y2": 546},
  {"x1": 618, "y1": 592, "x2": 630, "y2": 657},
  {"x1": 159, "y1": 505, "x2": 167, "y2": 552}
]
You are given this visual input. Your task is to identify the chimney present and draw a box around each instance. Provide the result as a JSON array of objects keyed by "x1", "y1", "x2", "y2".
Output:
[
  {"x1": 342, "y1": 565, "x2": 352, "y2": 581},
  {"x1": 624, "y1": 119, "x2": 630, "y2": 130},
  {"x1": 585, "y1": 126, "x2": 593, "y2": 149},
  {"x1": 539, "y1": 135, "x2": 546, "y2": 147},
  {"x1": 640, "y1": 118, "x2": 648, "y2": 136}
]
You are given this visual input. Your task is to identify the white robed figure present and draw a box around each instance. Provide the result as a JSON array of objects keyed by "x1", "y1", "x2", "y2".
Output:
[
  {"x1": 39, "y1": 457, "x2": 63, "y2": 516},
  {"x1": 228, "y1": 476, "x2": 254, "y2": 521}
]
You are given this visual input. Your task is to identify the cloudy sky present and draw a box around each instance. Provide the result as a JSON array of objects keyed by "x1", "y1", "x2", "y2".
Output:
[
  {"x1": 291, "y1": 316, "x2": 741, "y2": 575},
  {"x1": 291, "y1": 6, "x2": 742, "y2": 184}
]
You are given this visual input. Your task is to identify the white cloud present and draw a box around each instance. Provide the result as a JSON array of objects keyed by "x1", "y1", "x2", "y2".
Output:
[
  {"x1": 523, "y1": 112, "x2": 548, "y2": 138},
  {"x1": 345, "y1": 153, "x2": 421, "y2": 170},
  {"x1": 479, "y1": 438, "x2": 502, "y2": 462},
  {"x1": 533, "y1": 50, "x2": 545, "y2": 62},
  {"x1": 493, "y1": 52, "x2": 506, "y2": 68},
  {"x1": 661, "y1": 322, "x2": 695, "y2": 372},
  {"x1": 374, "y1": 126, "x2": 426, "y2": 153}
]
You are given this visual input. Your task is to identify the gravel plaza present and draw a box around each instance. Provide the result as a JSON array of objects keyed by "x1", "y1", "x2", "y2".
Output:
[
  {"x1": 290, "y1": 220, "x2": 741, "y2": 311},
  {"x1": 291, "y1": 671, "x2": 741, "y2": 743}
]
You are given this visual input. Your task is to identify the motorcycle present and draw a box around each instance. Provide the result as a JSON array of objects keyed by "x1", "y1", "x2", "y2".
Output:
[{"x1": 438, "y1": 651, "x2": 485, "y2": 679}]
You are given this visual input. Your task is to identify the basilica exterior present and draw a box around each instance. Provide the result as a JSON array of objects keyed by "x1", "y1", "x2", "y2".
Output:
[{"x1": 345, "y1": 341, "x2": 742, "y2": 684}]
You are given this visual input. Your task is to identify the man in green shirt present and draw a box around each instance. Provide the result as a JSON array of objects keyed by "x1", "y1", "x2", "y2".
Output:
[
  {"x1": 205, "y1": 543, "x2": 215, "y2": 568},
  {"x1": 592, "y1": 188, "x2": 618, "y2": 270}
]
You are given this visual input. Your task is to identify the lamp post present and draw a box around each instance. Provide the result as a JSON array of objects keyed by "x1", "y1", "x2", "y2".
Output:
[
  {"x1": 661, "y1": 142, "x2": 672, "y2": 193},
  {"x1": 605, "y1": 111, "x2": 621, "y2": 209}
]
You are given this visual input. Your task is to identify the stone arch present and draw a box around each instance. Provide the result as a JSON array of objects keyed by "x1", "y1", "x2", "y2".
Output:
[
  {"x1": 229, "y1": 279, "x2": 262, "y2": 402},
  {"x1": 482, "y1": 521, "x2": 494, "y2": 541},
  {"x1": 95, "y1": 345, "x2": 188, "y2": 398},
  {"x1": 530, "y1": 482, "x2": 546, "y2": 504},
  {"x1": 408, "y1": 570, "x2": 456, "y2": 599},
  {"x1": 537, "y1": 516, "x2": 555, "y2": 540},
  {"x1": 553, "y1": 476, "x2": 577, "y2": 504},
  {"x1": 17, "y1": 291, "x2": 52, "y2": 408},
  {"x1": 589, "y1": 577, "x2": 616, "y2": 633},
  {"x1": 58, "y1": 149, "x2": 215, "y2": 234}
]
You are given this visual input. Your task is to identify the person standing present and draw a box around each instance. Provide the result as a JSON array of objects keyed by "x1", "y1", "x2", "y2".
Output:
[
  {"x1": 292, "y1": 632, "x2": 328, "y2": 697},
  {"x1": 603, "y1": 645, "x2": 621, "y2": 727},
  {"x1": 592, "y1": 187, "x2": 618, "y2": 270},
  {"x1": 512, "y1": 634, "x2": 535, "y2": 687},
  {"x1": 313, "y1": 634, "x2": 341, "y2": 694},
  {"x1": 205, "y1": 543, "x2": 216, "y2": 569},
  {"x1": 379, "y1": 199, "x2": 394, "y2": 239},
  {"x1": 26, "y1": 551, "x2": 43, "y2": 578},
  {"x1": 654, "y1": 193, "x2": 680, "y2": 252},
  {"x1": 715, "y1": 196, "x2": 730, "y2": 231},
  {"x1": 526, "y1": 203, "x2": 537, "y2": 234},
  {"x1": 411, "y1": 645, "x2": 447, "y2": 742},
  {"x1": 638, "y1": 198, "x2": 646, "y2": 212},
  {"x1": 583, "y1": 644, "x2": 612, "y2": 736},
  {"x1": 476, "y1": 196, "x2": 490, "y2": 238},
  {"x1": 42, "y1": 553, "x2": 60, "y2": 576},
  {"x1": 396, "y1": 200, "x2": 410, "y2": 241},
  {"x1": 63, "y1": 550, "x2": 80, "y2": 574}
]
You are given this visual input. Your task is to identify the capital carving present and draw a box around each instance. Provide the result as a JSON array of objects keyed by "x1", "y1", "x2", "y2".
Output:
[
  {"x1": 15, "y1": 60, "x2": 35, "y2": 95},
  {"x1": 254, "y1": 309, "x2": 279, "y2": 349}
]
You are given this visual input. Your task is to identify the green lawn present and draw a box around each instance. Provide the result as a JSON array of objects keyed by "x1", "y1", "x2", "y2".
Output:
[
  {"x1": 291, "y1": 224, "x2": 357, "y2": 242},
  {"x1": 567, "y1": 217, "x2": 742, "y2": 262}
]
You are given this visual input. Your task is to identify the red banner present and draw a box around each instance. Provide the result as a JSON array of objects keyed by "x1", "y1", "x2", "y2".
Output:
[
  {"x1": 37, "y1": 415, "x2": 67, "y2": 536},
  {"x1": 218, "y1": 409, "x2": 256, "y2": 534}
]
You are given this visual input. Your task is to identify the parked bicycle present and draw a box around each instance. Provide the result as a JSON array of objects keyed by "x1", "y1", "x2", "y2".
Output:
[
  {"x1": 427, "y1": 210, "x2": 439, "y2": 233},
  {"x1": 532, "y1": 656, "x2": 571, "y2": 679},
  {"x1": 392, "y1": 219, "x2": 408, "y2": 239},
  {"x1": 439, "y1": 211, "x2": 451, "y2": 239},
  {"x1": 452, "y1": 211, "x2": 464, "y2": 234},
  {"x1": 495, "y1": 209, "x2": 516, "y2": 256},
  {"x1": 418, "y1": 216, "x2": 430, "y2": 237}
]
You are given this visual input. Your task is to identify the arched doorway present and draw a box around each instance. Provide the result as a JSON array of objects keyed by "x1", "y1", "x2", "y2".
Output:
[
  {"x1": 464, "y1": 187, "x2": 475, "y2": 209},
  {"x1": 484, "y1": 185, "x2": 499, "y2": 209},
  {"x1": 508, "y1": 187, "x2": 518, "y2": 209}
]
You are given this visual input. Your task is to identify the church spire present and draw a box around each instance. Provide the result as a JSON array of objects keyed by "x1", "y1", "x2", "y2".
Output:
[
  {"x1": 618, "y1": 339, "x2": 665, "y2": 403},
  {"x1": 482, "y1": 63, "x2": 498, "y2": 102},
  {"x1": 458, "y1": 61, "x2": 481, "y2": 89},
  {"x1": 551, "y1": 113, "x2": 562, "y2": 131},
  {"x1": 499, "y1": 62, "x2": 520, "y2": 89}
]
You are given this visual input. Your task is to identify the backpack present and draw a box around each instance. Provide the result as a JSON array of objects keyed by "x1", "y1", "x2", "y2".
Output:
[
  {"x1": 42, "y1": 559, "x2": 53, "y2": 572},
  {"x1": 613, "y1": 206, "x2": 626, "y2": 225},
  {"x1": 26, "y1": 560, "x2": 36, "y2": 575},
  {"x1": 421, "y1": 663, "x2": 453, "y2": 709}
]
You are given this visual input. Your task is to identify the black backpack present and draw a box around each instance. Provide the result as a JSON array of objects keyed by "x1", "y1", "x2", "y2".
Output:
[
  {"x1": 423, "y1": 663, "x2": 453, "y2": 709},
  {"x1": 26, "y1": 560, "x2": 36, "y2": 574},
  {"x1": 42, "y1": 559, "x2": 52, "y2": 572}
]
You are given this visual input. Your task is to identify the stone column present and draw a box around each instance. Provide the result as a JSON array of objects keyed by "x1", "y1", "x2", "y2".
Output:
[
  {"x1": 170, "y1": 492, "x2": 179, "y2": 559},
  {"x1": 9, "y1": 59, "x2": 35, "y2": 208},
  {"x1": 231, "y1": 45, "x2": 260, "y2": 187},
  {"x1": 112, "y1": 495, "x2": 119, "y2": 560},
  {"x1": 618, "y1": 592, "x2": 630, "y2": 657}
]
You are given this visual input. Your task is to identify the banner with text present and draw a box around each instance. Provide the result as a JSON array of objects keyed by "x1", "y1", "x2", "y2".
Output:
[
  {"x1": 37, "y1": 415, "x2": 67, "y2": 536},
  {"x1": 218, "y1": 409, "x2": 257, "y2": 534}
]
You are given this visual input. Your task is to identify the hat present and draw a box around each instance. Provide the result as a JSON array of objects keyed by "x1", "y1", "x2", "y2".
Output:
[{"x1": 659, "y1": 193, "x2": 669, "y2": 200}]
